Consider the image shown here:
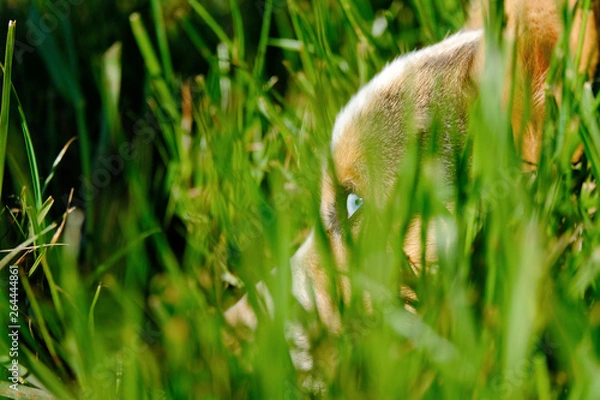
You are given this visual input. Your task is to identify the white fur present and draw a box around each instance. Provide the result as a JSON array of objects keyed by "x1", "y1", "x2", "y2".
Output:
[{"x1": 331, "y1": 29, "x2": 483, "y2": 151}]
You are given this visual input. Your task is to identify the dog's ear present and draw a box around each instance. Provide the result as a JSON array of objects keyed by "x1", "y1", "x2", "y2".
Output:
[{"x1": 469, "y1": 0, "x2": 599, "y2": 164}]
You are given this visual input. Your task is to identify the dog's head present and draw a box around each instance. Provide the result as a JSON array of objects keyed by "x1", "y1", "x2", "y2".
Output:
[
  {"x1": 291, "y1": 0, "x2": 599, "y2": 329},
  {"x1": 291, "y1": 30, "x2": 482, "y2": 329},
  {"x1": 226, "y1": 0, "x2": 599, "y2": 333}
]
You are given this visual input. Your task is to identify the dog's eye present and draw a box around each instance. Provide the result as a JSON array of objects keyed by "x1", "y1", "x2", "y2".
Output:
[{"x1": 346, "y1": 193, "x2": 363, "y2": 219}]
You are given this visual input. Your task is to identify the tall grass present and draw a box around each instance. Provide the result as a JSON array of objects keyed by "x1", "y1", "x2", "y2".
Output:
[
  {"x1": 0, "y1": 20, "x2": 16, "y2": 201},
  {"x1": 0, "y1": 0, "x2": 599, "y2": 399}
]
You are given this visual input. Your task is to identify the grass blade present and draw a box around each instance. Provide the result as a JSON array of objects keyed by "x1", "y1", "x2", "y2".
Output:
[
  {"x1": 11, "y1": 83, "x2": 43, "y2": 210},
  {"x1": 0, "y1": 21, "x2": 16, "y2": 202},
  {"x1": 179, "y1": 16, "x2": 212, "y2": 62},
  {"x1": 150, "y1": 0, "x2": 174, "y2": 84},
  {"x1": 253, "y1": 0, "x2": 272, "y2": 78},
  {"x1": 229, "y1": 0, "x2": 245, "y2": 61},
  {"x1": 43, "y1": 137, "x2": 77, "y2": 194},
  {"x1": 0, "y1": 222, "x2": 57, "y2": 270},
  {"x1": 188, "y1": 0, "x2": 234, "y2": 51},
  {"x1": 130, "y1": 12, "x2": 182, "y2": 165}
]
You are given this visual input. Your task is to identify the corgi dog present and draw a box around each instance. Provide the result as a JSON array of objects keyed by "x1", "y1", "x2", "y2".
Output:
[{"x1": 225, "y1": 0, "x2": 599, "y2": 334}]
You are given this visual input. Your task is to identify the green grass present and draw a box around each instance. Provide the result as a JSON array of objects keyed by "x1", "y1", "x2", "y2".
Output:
[
  {"x1": 0, "y1": 20, "x2": 15, "y2": 202},
  {"x1": 0, "y1": 0, "x2": 600, "y2": 399}
]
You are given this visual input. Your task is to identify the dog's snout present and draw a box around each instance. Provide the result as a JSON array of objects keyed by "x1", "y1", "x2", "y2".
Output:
[{"x1": 291, "y1": 230, "x2": 343, "y2": 331}]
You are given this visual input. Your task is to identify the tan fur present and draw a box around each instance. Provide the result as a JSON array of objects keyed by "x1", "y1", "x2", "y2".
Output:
[
  {"x1": 226, "y1": 0, "x2": 600, "y2": 337},
  {"x1": 471, "y1": 0, "x2": 600, "y2": 163}
]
